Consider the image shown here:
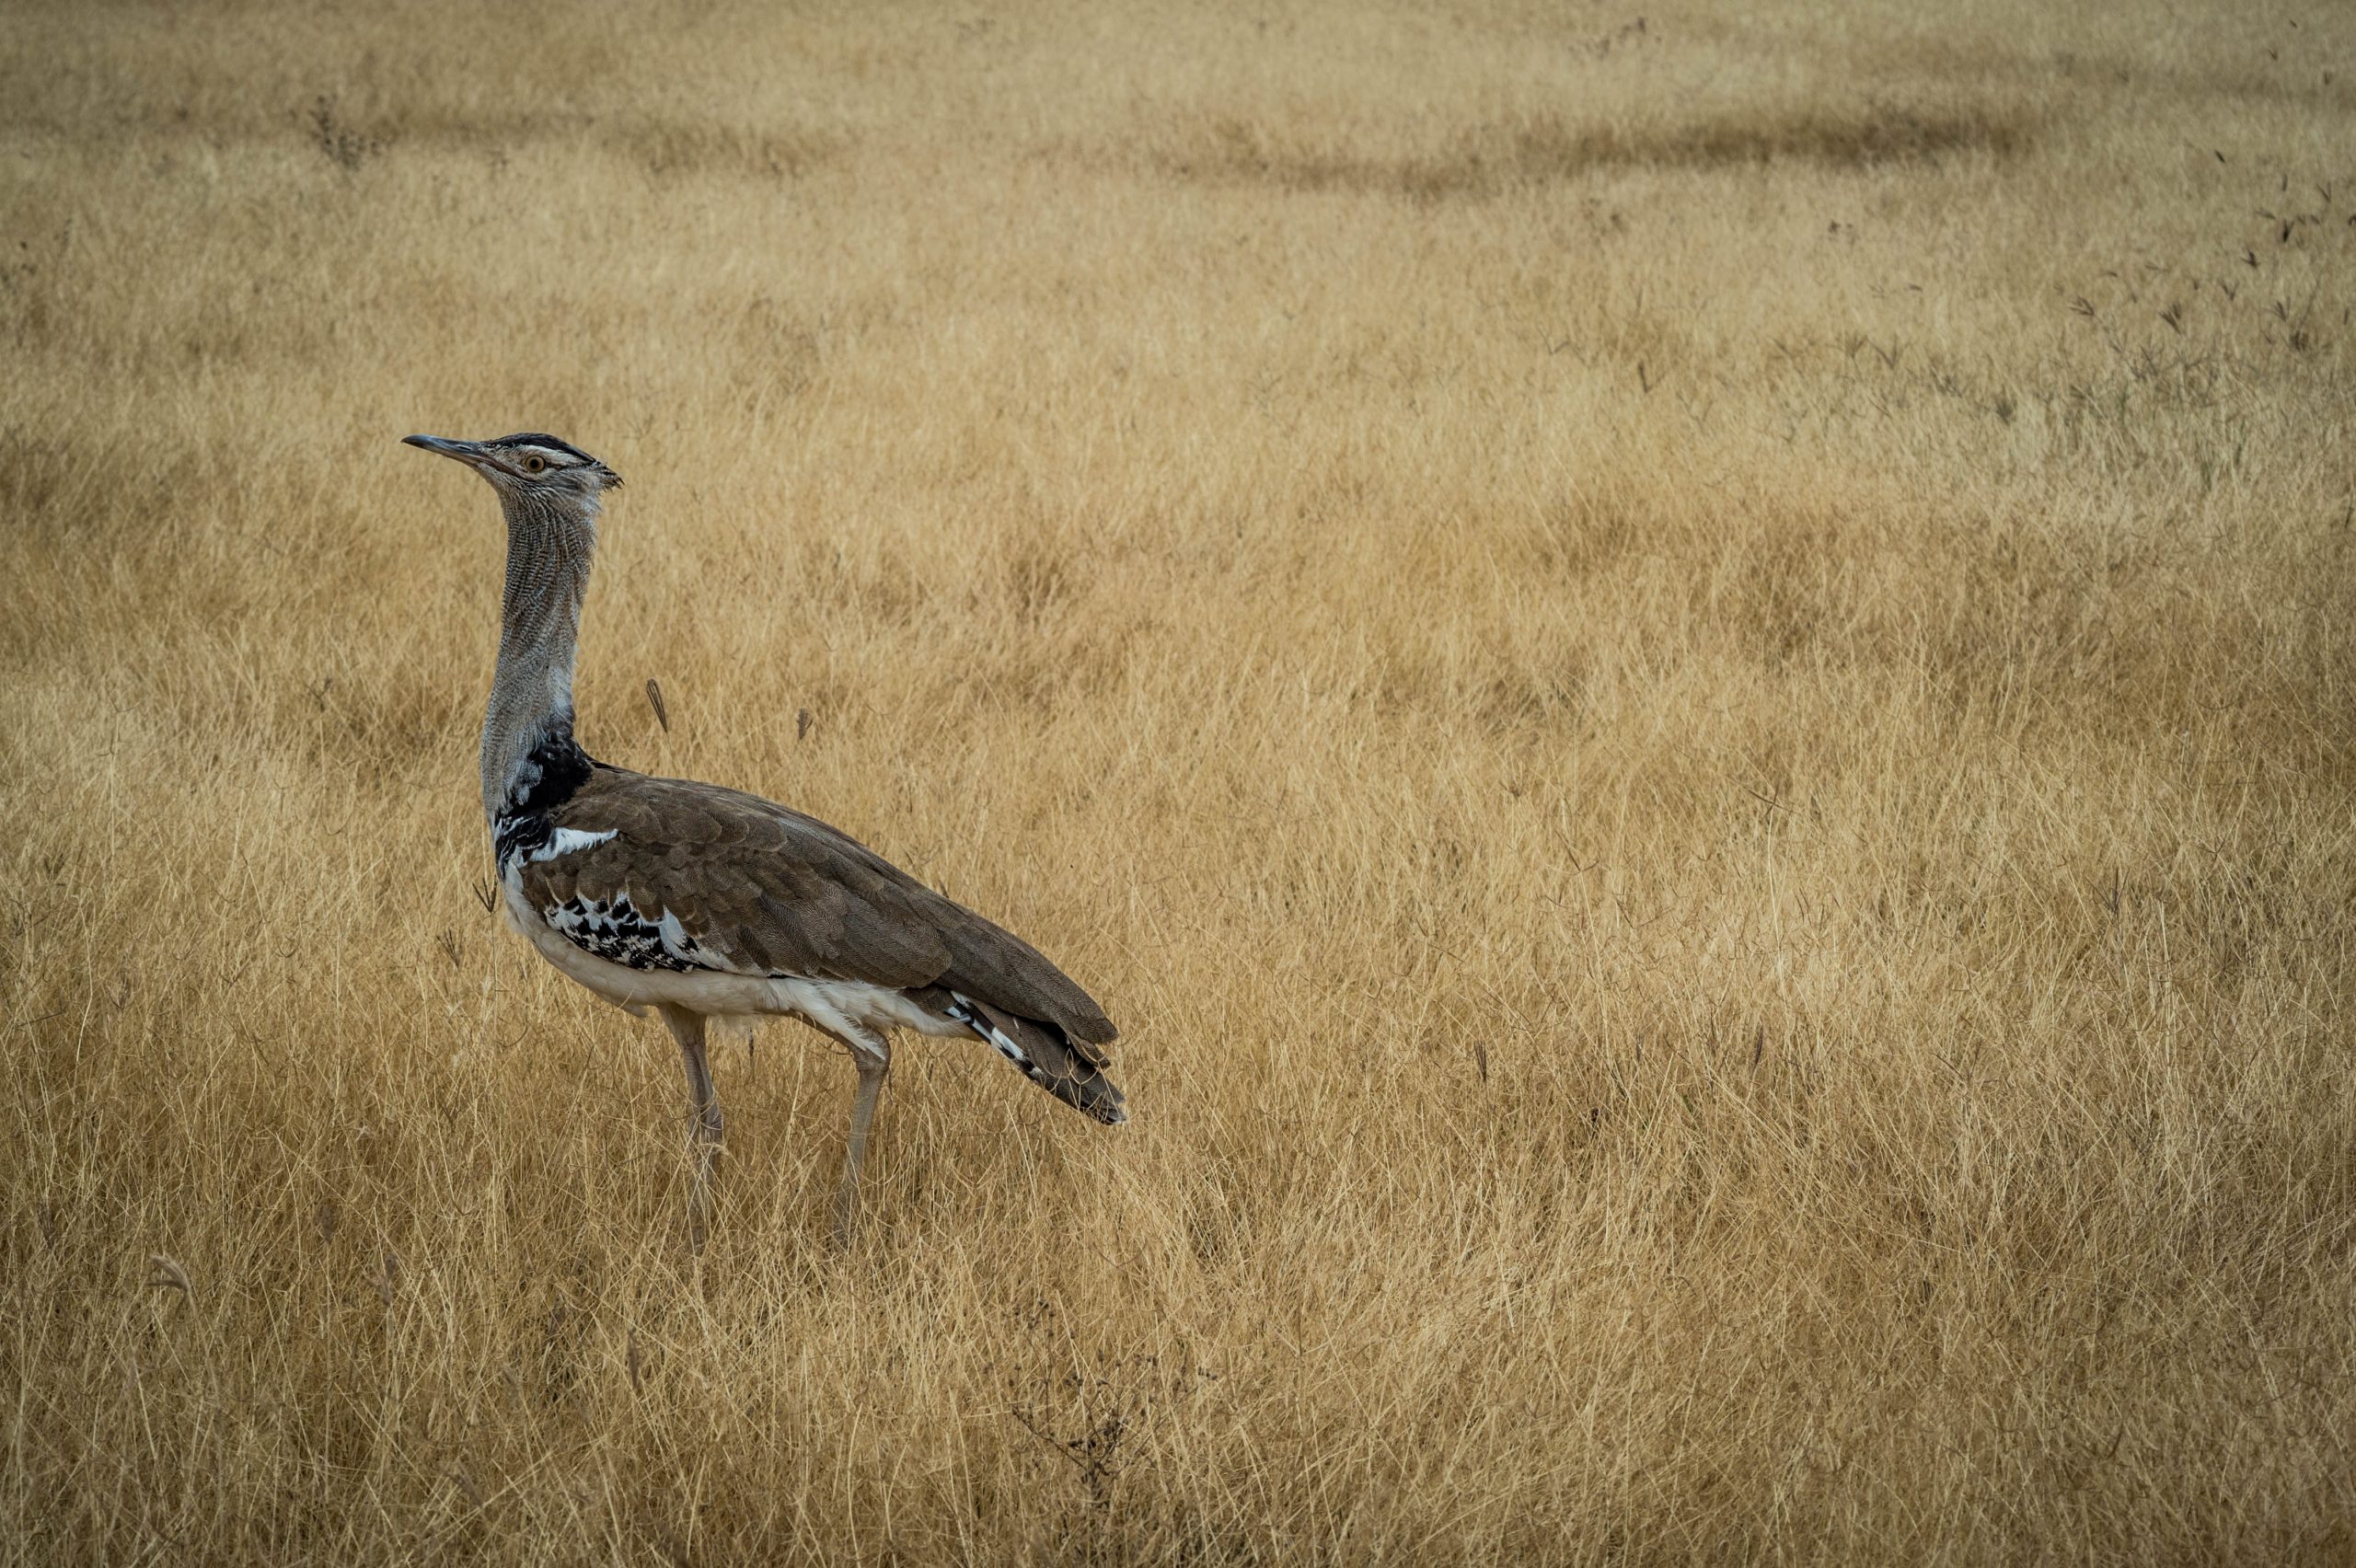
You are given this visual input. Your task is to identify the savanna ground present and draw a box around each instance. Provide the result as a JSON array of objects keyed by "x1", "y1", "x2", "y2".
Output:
[{"x1": 5, "y1": 0, "x2": 2356, "y2": 1561}]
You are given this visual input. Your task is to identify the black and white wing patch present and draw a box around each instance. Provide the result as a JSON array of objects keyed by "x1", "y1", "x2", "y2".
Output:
[
  {"x1": 500, "y1": 816, "x2": 723, "y2": 975},
  {"x1": 544, "y1": 890, "x2": 711, "y2": 973}
]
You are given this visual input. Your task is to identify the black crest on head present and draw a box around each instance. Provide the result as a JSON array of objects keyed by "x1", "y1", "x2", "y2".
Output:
[{"x1": 492, "y1": 432, "x2": 622, "y2": 489}]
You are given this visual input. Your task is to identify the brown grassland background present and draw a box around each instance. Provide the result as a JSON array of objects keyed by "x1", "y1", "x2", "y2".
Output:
[{"x1": 6, "y1": 0, "x2": 2356, "y2": 1561}]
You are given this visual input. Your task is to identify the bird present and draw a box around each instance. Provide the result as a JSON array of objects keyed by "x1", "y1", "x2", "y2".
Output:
[{"x1": 403, "y1": 432, "x2": 1124, "y2": 1246}]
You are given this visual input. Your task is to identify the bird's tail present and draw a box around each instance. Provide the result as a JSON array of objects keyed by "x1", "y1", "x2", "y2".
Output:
[{"x1": 943, "y1": 993, "x2": 1127, "y2": 1124}]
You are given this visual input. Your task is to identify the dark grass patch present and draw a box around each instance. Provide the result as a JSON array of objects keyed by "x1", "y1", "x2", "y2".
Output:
[
  {"x1": 405, "y1": 110, "x2": 845, "y2": 181},
  {"x1": 1165, "y1": 101, "x2": 2030, "y2": 201}
]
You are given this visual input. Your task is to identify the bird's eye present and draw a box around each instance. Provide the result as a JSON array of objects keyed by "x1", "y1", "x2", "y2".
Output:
[{"x1": 522, "y1": 455, "x2": 547, "y2": 474}]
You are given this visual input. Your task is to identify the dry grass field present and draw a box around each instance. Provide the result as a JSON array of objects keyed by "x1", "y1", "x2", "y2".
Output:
[{"x1": 6, "y1": 0, "x2": 2356, "y2": 1560}]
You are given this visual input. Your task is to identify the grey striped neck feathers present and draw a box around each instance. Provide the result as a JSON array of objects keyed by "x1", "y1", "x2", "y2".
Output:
[{"x1": 483, "y1": 483, "x2": 600, "y2": 833}]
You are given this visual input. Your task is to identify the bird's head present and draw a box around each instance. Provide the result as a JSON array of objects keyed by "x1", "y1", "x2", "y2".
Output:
[{"x1": 402, "y1": 432, "x2": 622, "y2": 509}]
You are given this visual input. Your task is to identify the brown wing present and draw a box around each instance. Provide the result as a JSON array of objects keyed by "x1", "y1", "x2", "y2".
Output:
[{"x1": 516, "y1": 765, "x2": 1117, "y2": 1053}]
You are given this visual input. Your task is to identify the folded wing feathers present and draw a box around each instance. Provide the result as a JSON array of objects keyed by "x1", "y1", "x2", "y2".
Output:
[
  {"x1": 525, "y1": 767, "x2": 1119, "y2": 1057},
  {"x1": 922, "y1": 987, "x2": 1126, "y2": 1125}
]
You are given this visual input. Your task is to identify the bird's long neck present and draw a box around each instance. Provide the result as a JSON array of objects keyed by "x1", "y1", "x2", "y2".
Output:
[{"x1": 482, "y1": 491, "x2": 599, "y2": 824}]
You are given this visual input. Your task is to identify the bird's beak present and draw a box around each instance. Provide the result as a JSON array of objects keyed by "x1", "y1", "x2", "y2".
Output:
[{"x1": 402, "y1": 433, "x2": 514, "y2": 477}]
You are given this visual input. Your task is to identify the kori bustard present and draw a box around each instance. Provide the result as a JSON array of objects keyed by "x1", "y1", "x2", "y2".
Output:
[{"x1": 405, "y1": 432, "x2": 1124, "y2": 1245}]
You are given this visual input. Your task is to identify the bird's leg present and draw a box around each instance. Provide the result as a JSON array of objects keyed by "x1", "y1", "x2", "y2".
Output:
[
  {"x1": 834, "y1": 1039, "x2": 891, "y2": 1245},
  {"x1": 660, "y1": 1007, "x2": 723, "y2": 1251}
]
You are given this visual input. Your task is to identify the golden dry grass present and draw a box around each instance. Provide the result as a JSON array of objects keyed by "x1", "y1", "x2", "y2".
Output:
[{"x1": 6, "y1": 0, "x2": 2356, "y2": 1560}]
